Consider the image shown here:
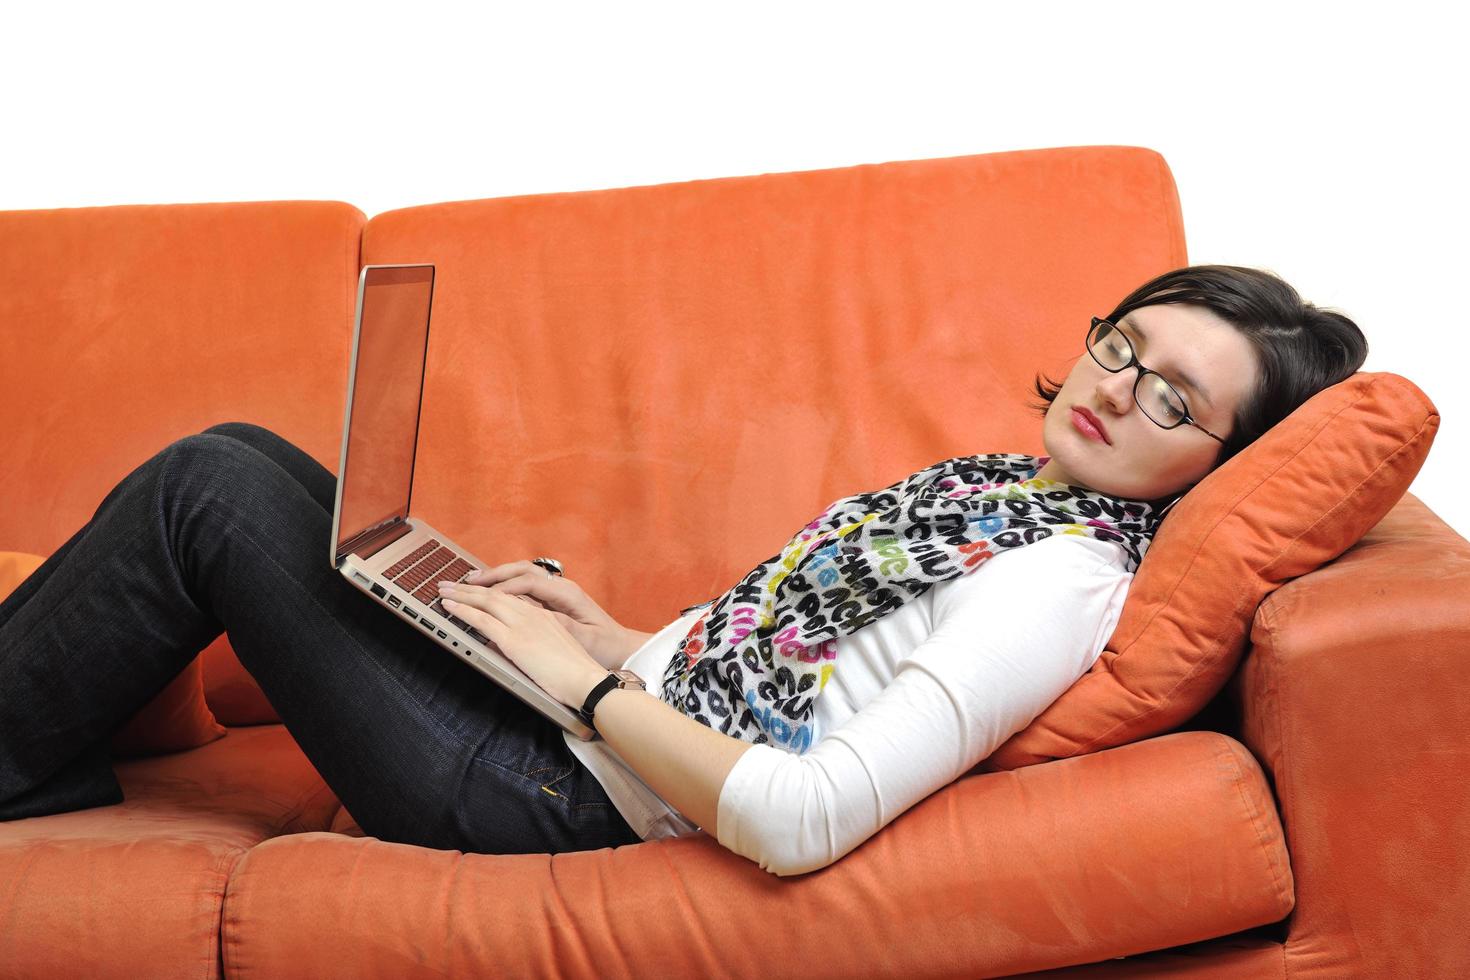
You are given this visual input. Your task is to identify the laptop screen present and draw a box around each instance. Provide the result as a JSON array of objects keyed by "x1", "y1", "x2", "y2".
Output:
[{"x1": 333, "y1": 264, "x2": 435, "y2": 563}]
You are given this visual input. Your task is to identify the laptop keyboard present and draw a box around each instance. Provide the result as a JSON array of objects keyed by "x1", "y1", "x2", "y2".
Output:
[
  {"x1": 383, "y1": 539, "x2": 486, "y2": 639},
  {"x1": 385, "y1": 539, "x2": 473, "y2": 601}
]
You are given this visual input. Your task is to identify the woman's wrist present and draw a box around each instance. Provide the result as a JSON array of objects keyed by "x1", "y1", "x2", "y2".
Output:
[
  {"x1": 586, "y1": 626, "x2": 655, "y2": 671},
  {"x1": 620, "y1": 627, "x2": 656, "y2": 660}
]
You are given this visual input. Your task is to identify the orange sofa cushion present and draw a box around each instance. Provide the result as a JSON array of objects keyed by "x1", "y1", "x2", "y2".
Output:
[
  {"x1": 0, "y1": 552, "x2": 227, "y2": 757},
  {"x1": 222, "y1": 731, "x2": 1292, "y2": 978},
  {"x1": 0, "y1": 725, "x2": 341, "y2": 977},
  {"x1": 981, "y1": 371, "x2": 1439, "y2": 770}
]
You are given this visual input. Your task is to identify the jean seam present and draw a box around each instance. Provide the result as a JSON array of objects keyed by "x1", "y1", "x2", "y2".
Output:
[
  {"x1": 523, "y1": 765, "x2": 572, "y2": 780},
  {"x1": 498, "y1": 760, "x2": 612, "y2": 810},
  {"x1": 476, "y1": 755, "x2": 579, "y2": 794}
]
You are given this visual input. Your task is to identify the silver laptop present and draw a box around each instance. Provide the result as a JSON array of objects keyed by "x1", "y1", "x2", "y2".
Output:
[{"x1": 329, "y1": 264, "x2": 597, "y2": 740}]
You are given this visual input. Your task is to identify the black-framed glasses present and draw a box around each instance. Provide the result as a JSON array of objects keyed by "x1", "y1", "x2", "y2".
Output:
[{"x1": 1086, "y1": 317, "x2": 1226, "y2": 444}]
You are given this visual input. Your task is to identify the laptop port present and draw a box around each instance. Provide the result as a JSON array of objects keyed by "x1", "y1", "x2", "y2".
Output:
[
  {"x1": 405, "y1": 610, "x2": 418, "y2": 621},
  {"x1": 436, "y1": 630, "x2": 447, "y2": 639},
  {"x1": 420, "y1": 619, "x2": 435, "y2": 632},
  {"x1": 369, "y1": 583, "x2": 386, "y2": 599},
  {"x1": 387, "y1": 595, "x2": 401, "y2": 608}
]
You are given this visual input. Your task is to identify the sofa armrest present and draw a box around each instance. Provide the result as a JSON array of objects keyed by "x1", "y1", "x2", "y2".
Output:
[{"x1": 1234, "y1": 492, "x2": 1470, "y2": 976}]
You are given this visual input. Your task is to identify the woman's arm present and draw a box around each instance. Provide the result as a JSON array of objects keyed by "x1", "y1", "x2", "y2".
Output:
[
  {"x1": 711, "y1": 537, "x2": 1132, "y2": 876},
  {"x1": 613, "y1": 627, "x2": 657, "y2": 662},
  {"x1": 469, "y1": 564, "x2": 658, "y2": 671},
  {"x1": 585, "y1": 681, "x2": 753, "y2": 836},
  {"x1": 583, "y1": 626, "x2": 657, "y2": 670},
  {"x1": 439, "y1": 584, "x2": 749, "y2": 835}
]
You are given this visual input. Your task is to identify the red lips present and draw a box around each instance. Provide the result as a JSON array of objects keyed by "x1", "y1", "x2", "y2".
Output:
[{"x1": 1072, "y1": 406, "x2": 1111, "y2": 444}]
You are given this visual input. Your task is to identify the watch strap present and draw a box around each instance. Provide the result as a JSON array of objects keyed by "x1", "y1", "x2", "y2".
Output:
[{"x1": 578, "y1": 673, "x2": 623, "y2": 731}]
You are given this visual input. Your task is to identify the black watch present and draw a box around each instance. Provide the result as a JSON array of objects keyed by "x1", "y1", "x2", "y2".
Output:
[{"x1": 578, "y1": 669, "x2": 646, "y2": 734}]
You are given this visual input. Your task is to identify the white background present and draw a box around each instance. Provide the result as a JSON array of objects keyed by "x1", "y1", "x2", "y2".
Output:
[{"x1": 4, "y1": 1, "x2": 1464, "y2": 538}]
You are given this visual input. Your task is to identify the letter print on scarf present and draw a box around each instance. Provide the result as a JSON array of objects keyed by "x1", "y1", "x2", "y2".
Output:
[{"x1": 657, "y1": 453, "x2": 1162, "y2": 754}]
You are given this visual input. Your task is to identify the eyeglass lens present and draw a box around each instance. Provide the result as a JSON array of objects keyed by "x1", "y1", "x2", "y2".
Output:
[{"x1": 1088, "y1": 321, "x2": 1189, "y2": 427}]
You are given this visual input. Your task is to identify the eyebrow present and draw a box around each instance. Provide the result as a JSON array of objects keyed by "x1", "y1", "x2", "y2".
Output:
[{"x1": 1118, "y1": 315, "x2": 1214, "y2": 409}]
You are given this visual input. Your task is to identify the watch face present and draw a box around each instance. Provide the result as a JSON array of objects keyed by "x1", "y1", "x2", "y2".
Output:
[{"x1": 614, "y1": 669, "x2": 646, "y2": 689}]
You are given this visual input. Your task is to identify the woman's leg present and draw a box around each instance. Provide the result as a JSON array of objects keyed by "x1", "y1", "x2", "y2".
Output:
[
  {"x1": 0, "y1": 421, "x2": 333, "y2": 636},
  {"x1": 0, "y1": 424, "x2": 642, "y2": 855},
  {"x1": 0, "y1": 422, "x2": 344, "y2": 817}
]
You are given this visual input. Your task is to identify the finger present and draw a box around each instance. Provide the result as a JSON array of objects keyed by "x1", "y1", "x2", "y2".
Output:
[
  {"x1": 487, "y1": 573, "x2": 555, "y2": 603},
  {"x1": 496, "y1": 580, "x2": 551, "y2": 609},
  {"x1": 444, "y1": 586, "x2": 533, "y2": 621},
  {"x1": 479, "y1": 589, "x2": 541, "y2": 622},
  {"x1": 443, "y1": 578, "x2": 549, "y2": 608},
  {"x1": 440, "y1": 596, "x2": 502, "y2": 638},
  {"x1": 468, "y1": 560, "x2": 545, "y2": 585}
]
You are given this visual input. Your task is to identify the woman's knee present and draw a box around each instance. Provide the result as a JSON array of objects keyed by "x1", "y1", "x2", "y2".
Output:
[
  {"x1": 191, "y1": 421, "x2": 336, "y2": 516},
  {"x1": 200, "y1": 420, "x2": 281, "y2": 446},
  {"x1": 163, "y1": 430, "x2": 274, "y2": 499}
]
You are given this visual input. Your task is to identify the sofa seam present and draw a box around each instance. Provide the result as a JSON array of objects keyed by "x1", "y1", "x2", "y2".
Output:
[
  {"x1": 1152, "y1": 149, "x2": 1188, "y2": 268},
  {"x1": 345, "y1": 205, "x2": 360, "y2": 353},
  {"x1": 1258, "y1": 599, "x2": 1298, "y2": 980},
  {"x1": 206, "y1": 844, "x2": 251, "y2": 980},
  {"x1": 275, "y1": 772, "x2": 340, "y2": 833},
  {"x1": 1216, "y1": 733, "x2": 1293, "y2": 915}
]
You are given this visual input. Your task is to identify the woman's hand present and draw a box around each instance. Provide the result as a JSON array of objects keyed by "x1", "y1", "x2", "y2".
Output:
[
  {"x1": 461, "y1": 562, "x2": 633, "y2": 669},
  {"x1": 438, "y1": 581, "x2": 606, "y2": 709}
]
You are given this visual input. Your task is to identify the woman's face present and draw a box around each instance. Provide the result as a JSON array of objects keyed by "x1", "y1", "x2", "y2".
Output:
[{"x1": 1032, "y1": 302, "x2": 1261, "y2": 501}]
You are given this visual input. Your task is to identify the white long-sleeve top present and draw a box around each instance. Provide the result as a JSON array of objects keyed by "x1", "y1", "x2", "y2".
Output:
[{"x1": 562, "y1": 530, "x2": 1137, "y2": 877}]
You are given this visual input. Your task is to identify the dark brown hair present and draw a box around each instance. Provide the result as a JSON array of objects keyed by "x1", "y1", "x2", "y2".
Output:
[{"x1": 1027, "y1": 264, "x2": 1370, "y2": 506}]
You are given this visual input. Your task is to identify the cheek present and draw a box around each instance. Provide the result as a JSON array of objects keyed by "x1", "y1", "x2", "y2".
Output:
[{"x1": 1163, "y1": 442, "x2": 1218, "y2": 480}]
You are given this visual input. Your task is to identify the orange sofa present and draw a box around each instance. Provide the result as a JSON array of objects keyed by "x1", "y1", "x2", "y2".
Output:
[{"x1": 2, "y1": 147, "x2": 1466, "y2": 978}]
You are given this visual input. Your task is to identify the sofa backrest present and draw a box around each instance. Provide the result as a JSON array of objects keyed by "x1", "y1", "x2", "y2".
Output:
[
  {"x1": 0, "y1": 201, "x2": 366, "y2": 553},
  {"x1": 0, "y1": 201, "x2": 366, "y2": 725},
  {"x1": 359, "y1": 146, "x2": 1188, "y2": 635},
  {"x1": 0, "y1": 148, "x2": 1186, "y2": 725}
]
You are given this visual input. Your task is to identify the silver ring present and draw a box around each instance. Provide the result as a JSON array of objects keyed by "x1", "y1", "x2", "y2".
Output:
[{"x1": 532, "y1": 557, "x2": 563, "y2": 580}]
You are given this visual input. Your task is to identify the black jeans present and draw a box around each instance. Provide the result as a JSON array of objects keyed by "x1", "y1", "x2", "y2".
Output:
[{"x1": 0, "y1": 422, "x2": 642, "y2": 855}]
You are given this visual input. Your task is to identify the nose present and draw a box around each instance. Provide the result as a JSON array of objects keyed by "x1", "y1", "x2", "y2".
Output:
[{"x1": 1095, "y1": 368, "x2": 1136, "y2": 416}]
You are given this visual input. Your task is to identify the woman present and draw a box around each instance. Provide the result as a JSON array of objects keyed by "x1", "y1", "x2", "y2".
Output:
[{"x1": 0, "y1": 264, "x2": 1367, "y2": 876}]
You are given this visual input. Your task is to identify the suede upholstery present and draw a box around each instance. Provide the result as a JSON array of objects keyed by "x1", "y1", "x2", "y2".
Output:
[
  {"x1": 981, "y1": 370, "x2": 1437, "y2": 770},
  {"x1": 2, "y1": 147, "x2": 1466, "y2": 978}
]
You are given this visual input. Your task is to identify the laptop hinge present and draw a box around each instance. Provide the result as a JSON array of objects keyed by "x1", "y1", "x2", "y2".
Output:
[{"x1": 342, "y1": 518, "x2": 414, "y2": 562}]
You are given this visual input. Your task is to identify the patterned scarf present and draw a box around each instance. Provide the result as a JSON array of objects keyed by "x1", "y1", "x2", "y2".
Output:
[{"x1": 657, "y1": 452, "x2": 1163, "y2": 753}]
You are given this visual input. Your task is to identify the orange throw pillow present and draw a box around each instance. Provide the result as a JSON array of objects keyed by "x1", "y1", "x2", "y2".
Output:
[
  {"x1": 202, "y1": 639, "x2": 281, "y2": 727},
  {"x1": 110, "y1": 658, "x2": 227, "y2": 758},
  {"x1": 981, "y1": 371, "x2": 1439, "y2": 770},
  {"x1": 0, "y1": 551, "x2": 227, "y2": 758}
]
